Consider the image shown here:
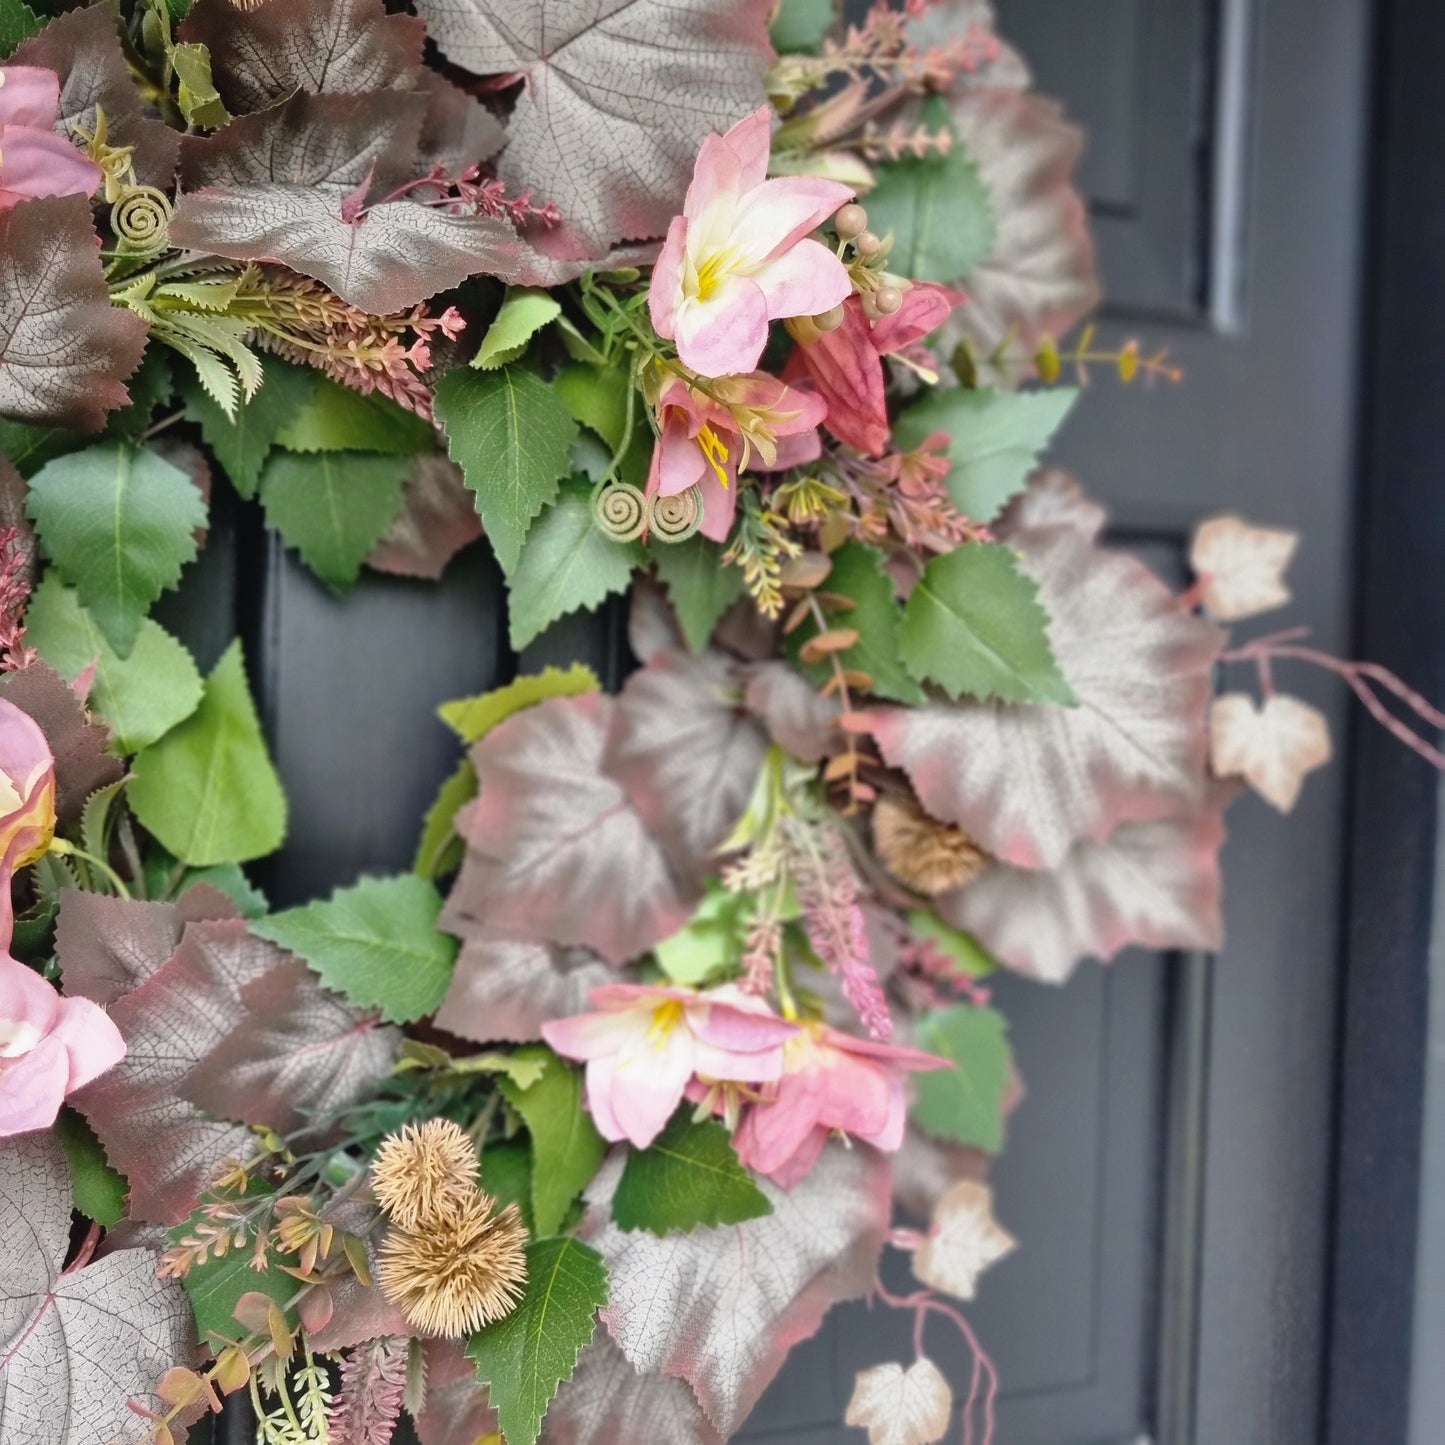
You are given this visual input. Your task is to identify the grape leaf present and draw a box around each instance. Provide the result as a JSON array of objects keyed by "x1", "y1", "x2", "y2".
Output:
[
  {"x1": 898, "y1": 541, "x2": 1073, "y2": 703},
  {"x1": 0, "y1": 198, "x2": 149, "y2": 431},
  {"x1": 129, "y1": 639, "x2": 288, "y2": 866},
  {"x1": 367, "y1": 455, "x2": 484, "y2": 581},
  {"x1": 259, "y1": 450, "x2": 410, "y2": 593},
  {"x1": 864, "y1": 95, "x2": 995, "y2": 283},
  {"x1": 274, "y1": 380, "x2": 434, "y2": 456},
  {"x1": 908, "y1": 1004, "x2": 1011, "y2": 1153},
  {"x1": 585, "y1": 1142, "x2": 891, "y2": 1436},
  {"x1": 24, "y1": 575, "x2": 204, "y2": 753},
  {"x1": 892, "y1": 386, "x2": 1078, "y2": 522},
  {"x1": 27, "y1": 442, "x2": 207, "y2": 657},
  {"x1": 652, "y1": 537, "x2": 746, "y2": 653},
  {"x1": 414, "y1": 0, "x2": 776, "y2": 259},
  {"x1": 498, "y1": 1048, "x2": 607, "y2": 1239},
  {"x1": 466, "y1": 1237, "x2": 609, "y2": 1445},
  {"x1": 0, "y1": 1132, "x2": 194, "y2": 1445},
  {"x1": 868, "y1": 475, "x2": 1222, "y2": 869},
  {"x1": 787, "y1": 541, "x2": 924, "y2": 705},
  {"x1": 434, "y1": 367, "x2": 578, "y2": 576},
  {"x1": 548, "y1": 1336, "x2": 724, "y2": 1445},
  {"x1": 439, "y1": 664, "x2": 601, "y2": 744},
  {"x1": 181, "y1": 358, "x2": 317, "y2": 499},
  {"x1": 440, "y1": 691, "x2": 694, "y2": 964},
  {"x1": 612, "y1": 1108, "x2": 771, "y2": 1235},
  {"x1": 251, "y1": 873, "x2": 457, "y2": 1024}
]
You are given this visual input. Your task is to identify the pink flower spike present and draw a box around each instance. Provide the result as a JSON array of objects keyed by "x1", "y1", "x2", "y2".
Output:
[
  {"x1": 650, "y1": 106, "x2": 855, "y2": 377},
  {"x1": 0, "y1": 65, "x2": 102, "y2": 211}
]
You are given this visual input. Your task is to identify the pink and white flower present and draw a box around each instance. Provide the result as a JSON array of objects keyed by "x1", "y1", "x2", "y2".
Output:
[
  {"x1": 541, "y1": 982, "x2": 798, "y2": 1149},
  {"x1": 0, "y1": 66, "x2": 103, "y2": 212},
  {"x1": 649, "y1": 106, "x2": 855, "y2": 378},
  {"x1": 647, "y1": 370, "x2": 826, "y2": 541},
  {"x1": 731, "y1": 1022, "x2": 949, "y2": 1188}
]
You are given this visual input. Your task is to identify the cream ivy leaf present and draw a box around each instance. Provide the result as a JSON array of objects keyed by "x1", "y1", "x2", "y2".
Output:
[
  {"x1": 1190, "y1": 515, "x2": 1300, "y2": 622},
  {"x1": 939, "y1": 805, "x2": 1225, "y2": 983},
  {"x1": 0, "y1": 1132, "x2": 194, "y2": 1445},
  {"x1": 584, "y1": 1143, "x2": 891, "y2": 1435},
  {"x1": 413, "y1": 0, "x2": 775, "y2": 259},
  {"x1": 440, "y1": 692, "x2": 694, "y2": 965},
  {"x1": 1210, "y1": 693, "x2": 1331, "y2": 813},
  {"x1": 911, "y1": 1180, "x2": 1017, "y2": 1302},
  {"x1": 844, "y1": 1358, "x2": 954, "y2": 1445},
  {"x1": 869, "y1": 475, "x2": 1223, "y2": 870}
]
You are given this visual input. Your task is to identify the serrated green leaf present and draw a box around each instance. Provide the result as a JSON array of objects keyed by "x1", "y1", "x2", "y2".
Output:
[
  {"x1": 80, "y1": 778, "x2": 129, "y2": 864},
  {"x1": 259, "y1": 450, "x2": 410, "y2": 593},
  {"x1": 553, "y1": 361, "x2": 650, "y2": 489},
  {"x1": 102, "y1": 349, "x2": 174, "y2": 441},
  {"x1": 506, "y1": 484, "x2": 641, "y2": 650},
  {"x1": 612, "y1": 1107, "x2": 772, "y2": 1235},
  {"x1": 899, "y1": 542, "x2": 1073, "y2": 703},
  {"x1": 905, "y1": 910, "x2": 998, "y2": 978},
  {"x1": 435, "y1": 367, "x2": 577, "y2": 574},
  {"x1": 788, "y1": 541, "x2": 925, "y2": 704},
  {"x1": 26, "y1": 442, "x2": 208, "y2": 658},
  {"x1": 893, "y1": 386, "x2": 1078, "y2": 522},
  {"x1": 182, "y1": 359, "x2": 317, "y2": 498},
  {"x1": 771, "y1": 0, "x2": 834, "y2": 52},
  {"x1": 174, "y1": 1187, "x2": 295, "y2": 1346},
  {"x1": 55, "y1": 1109, "x2": 126, "y2": 1227},
  {"x1": 129, "y1": 640, "x2": 287, "y2": 866},
  {"x1": 466, "y1": 1237, "x2": 608, "y2": 1445},
  {"x1": 449, "y1": 1051, "x2": 547, "y2": 1089},
  {"x1": 275, "y1": 379, "x2": 434, "y2": 455},
  {"x1": 864, "y1": 95, "x2": 995, "y2": 283},
  {"x1": 0, "y1": 421, "x2": 76, "y2": 476},
  {"x1": 472, "y1": 288, "x2": 563, "y2": 370},
  {"x1": 479, "y1": 1138, "x2": 533, "y2": 1233},
  {"x1": 170, "y1": 39, "x2": 229, "y2": 129},
  {"x1": 413, "y1": 757, "x2": 476, "y2": 881},
  {"x1": 910, "y1": 1003, "x2": 1012, "y2": 1153},
  {"x1": 498, "y1": 1048, "x2": 606, "y2": 1239},
  {"x1": 251, "y1": 874, "x2": 456, "y2": 1024},
  {"x1": 24, "y1": 575, "x2": 204, "y2": 753},
  {"x1": 0, "y1": 0, "x2": 41, "y2": 56},
  {"x1": 652, "y1": 535, "x2": 745, "y2": 651},
  {"x1": 438, "y1": 664, "x2": 601, "y2": 744}
]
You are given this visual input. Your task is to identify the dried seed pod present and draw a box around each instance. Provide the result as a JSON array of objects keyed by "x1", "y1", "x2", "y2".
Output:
[{"x1": 872, "y1": 793, "x2": 990, "y2": 896}]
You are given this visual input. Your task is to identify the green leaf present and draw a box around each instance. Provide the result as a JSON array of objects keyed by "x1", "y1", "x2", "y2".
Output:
[
  {"x1": 55, "y1": 1109, "x2": 126, "y2": 1227},
  {"x1": 652, "y1": 535, "x2": 745, "y2": 652},
  {"x1": 129, "y1": 640, "x2": 287, "y2": 866},
  {"x1": 472, "y1": 288, "x2": 563, "y2": 370},
  {"x1": 24, "y1": 575, "x2": 204, "y2": 754},
  {"x1": 102, "y1": 349, "x2": 174, "y2": 441},
  {"x1": 506, "y1": 483, "x2": 641, "y2": 650},
  {"x1": 466, "y1": 1237, "x2": 608, "y2": 1445},
  {"x1": 771, "y1": 0, "x2": 834, "y2": 52},
  {"x1": 449, "y1": 1051, "x2": 548, "y2": 1089},
  {"x1": 27, "y1": 442, "x2": 208, "y2": 658},
  {"x1": 259, "y1": 450, "x2": 410, "y2": 593},
  {"x1": 906, "y1": 910, "x2": 998, "y2": 978},
  {"x1": 413, "y1": 757, "x2": 476, "y2": 881},
  {"x1": 899, "y1": 542, "x2": 1073, "y2": 703},
  {"x1": 910, "y1": 1003, "x2": 1012, "y2": 1153},
  {"x1": 176, "y1": 1206, "x2": 294, "y2": 1346},
  {"x1": 438, "y1": 663, "x2": 601, "y2": 744},
  {"x1": 0, "y1": 0, "x2": 41, "y2": 56},
  {"x1": 251, "y1": 874, "x2": 457, "y2": 1025},
  {"x1": 170, "y1": 39, "x2": 229, "y2": 129},
  {"x1": 498, "y1": 1048, "x2": 607, "y2": 1239},
  {"x1": 655, "y1": 885, "x2": 750, "y2": 986},
  {"x1": 893, "y1": 386, "x2": 1078, "y2": 522},
  {"x1": 612, "y1": 1107, "x2": 772, "y2": 1235},
  {"x1": 479, "y1": 1138, "x2": 533, "y2": 1232},
  {"x1": 275, "y1": 379, "x2": 434, "y2": 455},
  {"x1": 864, "y1": 95, "x2": 995, "y2": 283},
  {"x1": 553, "y1": 362, "x2": 650, "y2": 489},
  {"x1": 787, "y1": 541, "x2": 925, "y2": 704},
  {"x1": 0, "y1": 421, "x2": 77, "y2": 476},
  {"x1": 435, "y1": 367, "x2": 577, "y2": 574},
  {"x1": 182, "y1": 359, "x2": 317, "y2": 498}
]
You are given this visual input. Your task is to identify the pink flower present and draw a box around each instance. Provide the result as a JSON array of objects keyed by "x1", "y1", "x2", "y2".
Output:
[
  {"x1": 649, "y1": 106, "x2": 854, "y2": 378},
  {"x1": 646, "y1": 370, "x2": 826, "y2": 541},
  {"x1": 731, "y1": 1022, "x2": 949, "y2": 1188},
  {"x1": 0, "y1": 66, "x2": 103, "y2": 212},
  {"x1": 541, "y1": 982, "x2": 798, "y2": 1149},
  {"x1": 785, "y1": 284, "x2": 963, "y2": 455}
]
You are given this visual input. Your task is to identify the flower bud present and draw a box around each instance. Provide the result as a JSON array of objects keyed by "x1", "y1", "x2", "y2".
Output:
[
  {"x1": 835, "y1": 202, "x2": 868, "y2": 240},
  {"x1": 854, "y1": 230, "x2": 882, "y2": 258},
  {"x1": 874, "y1": 286, "x2": 903, "y2": 316},
  {"x1": 813, "y1": 304, "x2": 846, "y2": 333}
]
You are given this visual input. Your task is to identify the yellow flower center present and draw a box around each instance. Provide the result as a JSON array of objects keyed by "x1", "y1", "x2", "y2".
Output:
[
  {"x1": 647, "y1": 999, "x2": 687, "y2": 1045},
  {"x1": 696, "y1": 425, "x2": 731, "y2": 488},
  {"x1": 693, "y1": 247, "x2": 738, "y2": 303}
]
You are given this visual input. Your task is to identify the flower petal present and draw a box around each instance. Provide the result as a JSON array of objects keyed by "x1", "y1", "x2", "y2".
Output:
[
  {"x1": 647, "y1": 214, "x2": 689, "y2": 341},
  {"x1": 721, "y1": 105, "x2": 774, "y2": 192},
  {"x1": 0, "y1": 126, "x2": 101, "y2": 207},
  {"x1": 49, "y1": 995, "x2": 127, "y2": 1092},
  {"x1": 0, "y1": 67, "x2": 61, "y2": 128},
  {"x1": 751, "y1": 237, "x2": 853, "y2": 323},
  {"x1": 0, "y1": 951, "x2": 59, "y2": 1058},
  {"x1": 0, "y1": 1035, "x2": 69, "y2": 1136},
  {"x1": 731, "y1": 175, "x2": 855, "y2": 264},
  {"x1": 673, "y1": 276, "x2": 770, "y2": 377},
  {"x1": 609, "y1": 1020, "x2": 695, "y2": 1147}
]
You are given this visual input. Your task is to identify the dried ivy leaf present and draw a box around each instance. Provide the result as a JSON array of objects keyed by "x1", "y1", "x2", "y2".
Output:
[
  {"x1": 868, "y1": 476, "x2": 1222, "y2": 869},
  {"x1": 441, "y1": 692, "x2": 694, "y2": 965},
  {"x1": 414, "y1": 0, "x2": 776, "y2": 259},
  {"x1": 366, "y1": 455, "x2": 483, "y2": 581},
  {"x1": 0, "y1": 198, "x2": 148, "y2": 431},
  {"x1": 845, "y1": 1358, "x2": 953, "y2": 1445},
  {"x1": 179, "y1": 0, "x2": 426, "y2": 114},
  {"x1": 585, "y1": 1143, "x2": 891, "y2": 1435},
  {"x1": 940, "y1": 805, "x2": 1226, "y2": 982},
  {"x1": 0, "y1": 1132, "x2": 194, "y2": 1445}
]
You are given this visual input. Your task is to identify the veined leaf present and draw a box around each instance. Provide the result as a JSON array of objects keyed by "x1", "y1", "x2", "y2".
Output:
[
  {"x1": 0, "y1": 0, "x2": 41, "y2": 56},
  {"x1": 438, "y1": 664, "x2": 601, "y2": 744},
  {"x1": 652, "y1": 535, "x2": 745, "y2": 653},
  {"x1": 909, "y1": 1003, "x2": 1011, "y2": 1153},
  {"x1": 274, "y1": 379, "x2": 435, "y2": 455},
  {"x1": 182, "y1": 359, "x2": 317, "y2": 499},
  {"x1": 472, "y1": 287, "x2": 563, "y2": 370}
]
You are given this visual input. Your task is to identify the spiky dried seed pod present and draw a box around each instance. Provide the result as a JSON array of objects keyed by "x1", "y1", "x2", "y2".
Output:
[
  {"x1": 370, "y1": 1120, "x2": 479, "y2": 1232},
  {"x1": 872, "y1": 793, "x2": 989, "y2": 896},
  {"x1": 377, "y1": 1192, "x2": 529, "y2": 1338}
]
